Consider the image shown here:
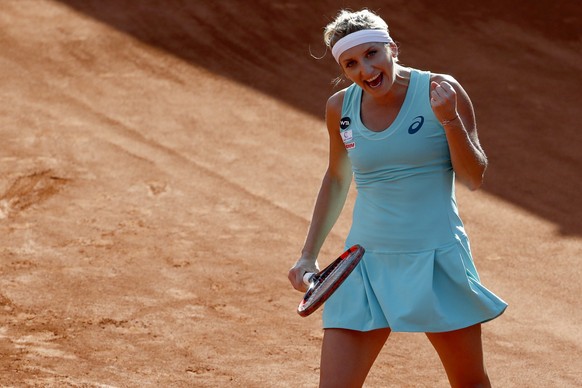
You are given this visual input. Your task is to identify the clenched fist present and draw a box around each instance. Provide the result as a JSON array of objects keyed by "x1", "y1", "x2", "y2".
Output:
[{"x1": 430, "y1": 81, "x2": 459, "y2": 125}]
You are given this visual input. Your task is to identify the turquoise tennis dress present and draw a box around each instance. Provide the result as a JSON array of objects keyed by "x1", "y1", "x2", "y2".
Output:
[{"x1": 322, "y1": 69, "x2": 507, "y2": 333}]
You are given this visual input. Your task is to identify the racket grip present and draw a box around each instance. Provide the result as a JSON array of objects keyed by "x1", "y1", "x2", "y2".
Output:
[{"x1": 303, "y1": 272, "x2": 315, "y2": 286}]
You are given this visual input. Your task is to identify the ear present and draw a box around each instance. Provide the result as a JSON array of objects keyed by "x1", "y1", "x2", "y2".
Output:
[{"x1": 389, "y1": 42, "x2": 399, "y2": 59}]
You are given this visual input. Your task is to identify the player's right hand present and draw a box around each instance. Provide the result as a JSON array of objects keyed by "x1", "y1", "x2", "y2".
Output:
[{"x1": 288, "y1": 257, "x2": 319, "y2": 292}]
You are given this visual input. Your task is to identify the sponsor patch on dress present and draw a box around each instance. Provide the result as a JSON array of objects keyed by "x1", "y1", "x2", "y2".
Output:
[
  {"x1": 341, "y1": 129, "x2": 353, "y2": 143},
  {"x1": 344, "y1": 142, "x2": 355, "y2": 150},
  {"x1": 340, "y1": 117, "x2": 351, "y2": 130}
]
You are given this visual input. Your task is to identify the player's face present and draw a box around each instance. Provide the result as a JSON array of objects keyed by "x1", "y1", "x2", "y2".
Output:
[{"x1": 339, "y1": 42, "x2": 396, "y2": 95}]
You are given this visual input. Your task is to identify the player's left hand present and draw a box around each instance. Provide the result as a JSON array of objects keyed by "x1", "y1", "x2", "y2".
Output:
[{"x1": 430, "y1": 81, "x2": 459, "y2": 125}]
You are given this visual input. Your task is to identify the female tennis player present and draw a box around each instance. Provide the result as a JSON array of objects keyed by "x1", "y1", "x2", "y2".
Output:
[{"x1": 288, "y1": 9, "x2": 507, "y2": 388}]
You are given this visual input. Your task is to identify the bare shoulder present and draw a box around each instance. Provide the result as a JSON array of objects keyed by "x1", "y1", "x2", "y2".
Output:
[
  {"x1": 430, "y1": 73, "x2": 464, "y2": 91},
  {"x1": 325, "y1": 88, "x2": 348, "y2": 133},
  {"x1": 431, "y1": 72, "x2": 475, "y2": 113},
  {"x1": 325, "y1": 88, "x2": 352, "y2": 177},
  {"x1": 431, "y1": 73, "x2": 477, "y2": 110},
  {"x1": 326, "y1": 88, "x2": 347, "y2": 116}
]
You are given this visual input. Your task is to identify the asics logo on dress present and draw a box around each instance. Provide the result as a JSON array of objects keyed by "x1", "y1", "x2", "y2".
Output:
[{"x1": 408, "y1": 115, "x2": 424, "y2": 134}]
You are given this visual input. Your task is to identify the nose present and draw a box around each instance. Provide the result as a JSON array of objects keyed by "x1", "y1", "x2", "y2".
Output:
[{"x1": 360, "y1": 60, "x2": 375, "y2": 78}]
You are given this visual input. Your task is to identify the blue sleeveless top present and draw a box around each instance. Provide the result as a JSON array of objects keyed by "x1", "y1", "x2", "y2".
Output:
[{"x1": 340, "y1": 69, "x2": 466, "y2": 252}]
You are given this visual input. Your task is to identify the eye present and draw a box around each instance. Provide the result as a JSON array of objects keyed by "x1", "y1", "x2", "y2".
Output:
[
  {"x1": 345, "y1": 60, "x2": 356, "y2": 68},
  {"x1": 367, "y1": 50, "x2": 377, "y2": 57}
]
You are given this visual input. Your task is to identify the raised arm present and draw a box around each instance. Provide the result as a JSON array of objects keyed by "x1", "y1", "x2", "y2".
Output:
[{"x1": 430, "y1": 74, "x2": 487, "y2": 190}]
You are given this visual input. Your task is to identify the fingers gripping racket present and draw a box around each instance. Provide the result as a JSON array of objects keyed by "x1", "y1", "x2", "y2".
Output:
[{"x1": 297, "y1": 244, "x2": 365, "y2": 317}]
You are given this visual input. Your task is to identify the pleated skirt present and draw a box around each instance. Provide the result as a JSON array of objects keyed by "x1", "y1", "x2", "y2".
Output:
[{"x1": 322, "y1": 238, "x2": 507, "y2": 333}]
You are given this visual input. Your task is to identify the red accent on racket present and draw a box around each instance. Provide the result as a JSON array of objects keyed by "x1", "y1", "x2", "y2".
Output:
[{"x1": 297, "y1": 244, "x2": 365, "y2": 317}]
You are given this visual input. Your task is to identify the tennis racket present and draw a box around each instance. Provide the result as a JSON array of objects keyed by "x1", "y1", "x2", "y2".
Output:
[{"x1": 297, "y1": 244, "x2": 365, "y2": 317}]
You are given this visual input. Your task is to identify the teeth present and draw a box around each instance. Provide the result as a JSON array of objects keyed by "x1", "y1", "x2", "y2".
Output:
[{"x1": 366, "y1": 74, "x2": 380, "y2": 82}]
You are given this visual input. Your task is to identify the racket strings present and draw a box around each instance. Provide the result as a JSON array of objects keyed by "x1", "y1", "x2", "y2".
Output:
[
  {"x1": 297, "y1": 245, "x2": 364, "y2": 317},
  {"x1": 305, "y1": 251, "x2": 359, "y2": 304},
  {"x1": 311, "y1": 262, "x2": 347, "y2": 297}
]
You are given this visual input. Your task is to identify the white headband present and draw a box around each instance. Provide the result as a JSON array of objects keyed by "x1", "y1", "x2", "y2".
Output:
[{"x1": 331, "y1": 29, "x2": 393, "y2": 63}]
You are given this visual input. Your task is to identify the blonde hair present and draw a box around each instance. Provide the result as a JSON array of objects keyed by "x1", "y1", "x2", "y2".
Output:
[{"x1": 324, "y1": 9, "x2": 390, "y2": 49}]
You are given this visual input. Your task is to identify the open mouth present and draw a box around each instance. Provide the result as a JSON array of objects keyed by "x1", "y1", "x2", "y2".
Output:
[{"x1": 365, "y1": 73, "x2": 383, "y2": 88}]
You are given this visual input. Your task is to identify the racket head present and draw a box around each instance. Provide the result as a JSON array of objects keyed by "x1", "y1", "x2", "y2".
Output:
[{"x1": 297, "y1": 244, "x2": 365, "y2": 317}]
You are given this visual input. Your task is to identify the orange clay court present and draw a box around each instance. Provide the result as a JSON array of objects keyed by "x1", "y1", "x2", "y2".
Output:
[{"x1": 0, "y1": 1, "x2": 580, "y2": 387}]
